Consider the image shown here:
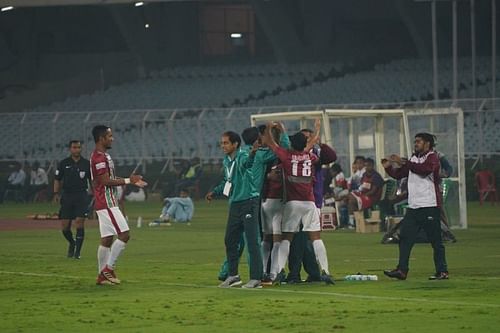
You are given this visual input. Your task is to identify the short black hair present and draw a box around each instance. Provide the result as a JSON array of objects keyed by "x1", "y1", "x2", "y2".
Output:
[
  {"x1": 354, "y1": 156, "x2": 365, "y2": 163},
  {"x1": 241, "y1": 127, "x2": 259, "y2": 145},
  {"x1": 331, "y1": 163, "x2": 342, "y2": 173},
  {"x1": 92, "y1": 125, "x2": 110, "y2": 143},
  {"x1": 300, "y1": 128, "x2": 313, "y2": 134},
  {"x1": 222, "y1": 131, "x2": 241, "y2": 148},
  {"x1": 415, "y1": 132, "x2": 436, "y2": 148},
  {"x1": 68, "y1": 140, "x2": 81, "y2": 148},
  {"x1": 257, "y1": 124, "x2": 266, "y2": 135},
  {"x1": 289, "y1": 132, "x2": 307, "y2": 151},
  {"x1": 365, "y1": 158, "x2": 375, "y2": 166}
]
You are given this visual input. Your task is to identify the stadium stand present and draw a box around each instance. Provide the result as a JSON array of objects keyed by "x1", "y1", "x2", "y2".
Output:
[{"x1": 0, "y1": 59, "x2": 499, "y2": 164}]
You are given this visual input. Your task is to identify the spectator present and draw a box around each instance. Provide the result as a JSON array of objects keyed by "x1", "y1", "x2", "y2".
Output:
[
  {"x1": 347, "y1": 156, "x2": 366, "y2": 191},
  {"x1": 26, "y1": 161, "x2": 49, "y2": 202},
  {"x1": 153, "y1": 189, "x2": 194, "y2": 225},
  {"x1": 174, "y1": 158, "x2": 202, "y2": 195},
  {"x1": 346, "y1": 158, "x2": 384, "y2": 227},
  {"x1": 0, "y1": 162, "x2": 26, "y2": 203}
]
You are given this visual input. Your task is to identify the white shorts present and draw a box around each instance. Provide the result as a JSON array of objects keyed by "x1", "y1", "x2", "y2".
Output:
[
  {"x1": 261, "y1": 198, "x2": 284, "y2": 235},
  {"x1": 96, "y1": 207, "x2": 129, "y2": 237},
  {"x1": 282, "y1": 200, "x2": 321, "y2": 233}
]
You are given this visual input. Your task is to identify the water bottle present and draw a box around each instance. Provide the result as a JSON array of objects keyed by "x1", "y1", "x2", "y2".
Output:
[
  {"x1": 137, "y1": 216, "x2": 142, "y2": 228},
  {"x1": 344, "y1": 274, "x2": 378, "y2": 281}
]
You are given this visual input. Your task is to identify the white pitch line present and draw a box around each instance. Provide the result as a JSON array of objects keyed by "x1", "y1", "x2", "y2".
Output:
[{"x1": 2, "y1": 270, "x2": 500, "y2": 308}]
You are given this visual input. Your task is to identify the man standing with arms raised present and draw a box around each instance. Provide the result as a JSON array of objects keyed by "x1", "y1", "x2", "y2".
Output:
[
  {"x1": 90, "y1": 125, "x2": 147, "y2": 285},
  {"x1": 383, "y1": 132, "x2": 449, "y2": 281}
]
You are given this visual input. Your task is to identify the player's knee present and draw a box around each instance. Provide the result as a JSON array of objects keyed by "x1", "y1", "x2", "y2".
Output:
[
  {"x1": 118, "y1": 232, "x2": 130, "y2": 243},
  {"x1": 101, "y1": 236, "x2": 113, "y2": 247}
]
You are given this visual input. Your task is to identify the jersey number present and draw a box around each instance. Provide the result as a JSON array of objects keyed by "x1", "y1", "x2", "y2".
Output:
[{"x1": 291, "y1": 160, "x2": 312, "y2": 177}]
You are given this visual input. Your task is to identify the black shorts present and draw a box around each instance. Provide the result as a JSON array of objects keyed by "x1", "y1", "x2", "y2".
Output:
[{"x1": 59, "y1": 192, "x2": 90, "y2": 220}]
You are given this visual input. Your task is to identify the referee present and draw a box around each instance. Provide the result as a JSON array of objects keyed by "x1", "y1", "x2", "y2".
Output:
[{"x1": 54, "y1": 140, "x2": 91, "y2": 259}]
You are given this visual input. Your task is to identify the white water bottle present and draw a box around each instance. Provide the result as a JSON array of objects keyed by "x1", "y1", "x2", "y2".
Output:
[
  {"x1": 137, "y1": 216, "x2": 142, "y2": 228},
  {"x1": 344, "y1": 274, "x2": 378, "y2": 281}
]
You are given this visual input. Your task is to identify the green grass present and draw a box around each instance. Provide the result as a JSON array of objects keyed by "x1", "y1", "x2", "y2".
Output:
[{"x1": 1, "y1": 200, "x2": 500, "y2": 332}]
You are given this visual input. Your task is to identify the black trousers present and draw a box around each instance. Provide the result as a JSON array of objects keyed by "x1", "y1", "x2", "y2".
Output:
[
  {"x1": 287, "y1": 229, "x2": 321, "y2": 281},
  {"x1": 398, "y1": 207, "x2": 448, "y2": 274},
  {"x1": 225, "y1": 198, "x2": 263, "y2": 280}
]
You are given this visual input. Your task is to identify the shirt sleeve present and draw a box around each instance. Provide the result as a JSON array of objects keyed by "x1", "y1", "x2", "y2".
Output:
[
  {"x1": 85, "y1": 160, "x2": 92, "y2": 180},
  {"x1": 279, "y1": 133, "x2": 291, "y2": 149},
  {"x1": 384, "y1": 164, "x2": 410, "y2": 180},
  {"x1": 54, "y1": 161, "x2": 64, "y2": 181},
  {"x1": 319, "y1": 144, "x2": 337, "y2": 165},
  {"x1": 92, "y1": 155, "x2": 108, "y2": 177}
]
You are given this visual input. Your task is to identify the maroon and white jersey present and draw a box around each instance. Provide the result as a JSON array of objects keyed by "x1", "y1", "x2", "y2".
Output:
[
  {"x1": 90, "y1": 149, "x2": 119, "y2": 211},
  {"x1": 384, "y1": 150, "x2": 442, "y2": 208},
  {"x1": 270, "y1": 146, "x2": 317, "y2": 202}
]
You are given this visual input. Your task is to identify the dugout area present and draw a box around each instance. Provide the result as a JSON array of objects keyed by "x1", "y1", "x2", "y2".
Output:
[{"x1": 251, "y1": 108, "x2": 467, "y2": 229}]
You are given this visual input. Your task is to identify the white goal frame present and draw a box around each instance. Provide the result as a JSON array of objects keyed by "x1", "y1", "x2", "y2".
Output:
[{"x1": 251, "y1": 108, "x2": 467, "y2": 229}]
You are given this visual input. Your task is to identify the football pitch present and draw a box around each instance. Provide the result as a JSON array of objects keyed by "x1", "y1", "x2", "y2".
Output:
[{"x1": 0, "y1": 200, "x2": 499, "y2": 333}]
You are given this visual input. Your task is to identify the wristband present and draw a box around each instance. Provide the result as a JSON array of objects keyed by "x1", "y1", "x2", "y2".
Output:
[{"x1": 124, "y1": 178, "x2": 131, "y2": 185}]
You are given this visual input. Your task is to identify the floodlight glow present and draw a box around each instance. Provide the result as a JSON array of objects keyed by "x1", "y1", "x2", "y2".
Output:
[
  {"x1": 135, "y1": 2, "x2": 144, "y2": 7},
  {"x1": 1, "y1": 6, "x2": 14, "y2": 12},
  {"x1": 145, "y1": 23, "x2": 150, "y2": 28},
  {"x1": 230, "y1": 33, "x2": 242, "y2": 39}
]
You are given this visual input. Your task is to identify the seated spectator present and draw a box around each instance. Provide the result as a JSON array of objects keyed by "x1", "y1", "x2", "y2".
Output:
[
  {"x1": 173, "y1": 158, "x2": 202, "y2": 194},
  {"x1": 347, "y1": 156, "x2": 366, "y2": 191},
  {"x1": 328, "y1": 163, "x2": 349, "y2": 199},
  {"x1": 0, "y1": 162, "x2": 26, "y2": 203},
  {"x1": 26, "y1": 161, "x2": 49, "y2": 202},
  {"x1": 345, "y1": 158, "x2": 384, "y2": 226},
  {"x1": 325, "y1": 163, "x2": 350, "y2": 228},
  {"x1": 155, "y1": 189, "x2": 194, "y2": 225}
]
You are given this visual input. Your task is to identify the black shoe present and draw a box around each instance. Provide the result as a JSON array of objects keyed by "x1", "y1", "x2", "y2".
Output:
[
  {"x1": 305, "y1": 275, "x2": 322, "y2": 283},
  {"x1": 383, "y1": 269, "x2": 407, "y2": 280},
  {"x1": 73, "y1": 253, "x2": 81, "y2": 259},
  {"x1": 286, "y1": 278, "x2": 303, "y2": 284},
  {"x1": 429, "y1": 272, "x2": 449, "y2": 280},
  {"x1": 67, "y1": 243, "x2": 75, "y2": 258},
  {"x1": 320, "y1": 271, "x2": 335, "y2": 285},
  {"x1": 273, "y1": 270, "x2": 287, "y2": 285}
]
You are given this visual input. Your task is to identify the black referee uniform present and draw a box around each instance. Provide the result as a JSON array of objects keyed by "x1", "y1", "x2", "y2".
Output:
[{"x1": 55, "y1": 156, "x2": 91, "y2": 258}]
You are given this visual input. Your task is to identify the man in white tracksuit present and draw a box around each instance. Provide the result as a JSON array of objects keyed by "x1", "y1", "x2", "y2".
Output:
[{"x1": 382, "y1": 132, "x2": 449, "y2": 281}]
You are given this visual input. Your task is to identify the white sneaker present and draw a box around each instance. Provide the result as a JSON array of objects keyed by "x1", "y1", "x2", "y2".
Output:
[
  {"x1": 242, "y1": 279, "x2": 262, "y2": 289},
  {"x1": 218, "y1": 275, "x2": 242, "y2": 288}
]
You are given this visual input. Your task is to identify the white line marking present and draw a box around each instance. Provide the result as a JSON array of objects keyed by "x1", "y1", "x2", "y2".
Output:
[{"x1": 2, "y1": 270, "x2": 500, "y2": 308}]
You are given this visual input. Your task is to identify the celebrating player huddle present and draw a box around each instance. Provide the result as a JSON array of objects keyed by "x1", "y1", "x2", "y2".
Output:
[{"x1": 208, "y1": 120, "x2": 335, "y2": 288}]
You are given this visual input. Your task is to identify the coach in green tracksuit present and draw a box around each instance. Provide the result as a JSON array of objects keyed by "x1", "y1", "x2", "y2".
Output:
[{"x1": 206, "y1": 130, "x2": 263, "y2": 289}]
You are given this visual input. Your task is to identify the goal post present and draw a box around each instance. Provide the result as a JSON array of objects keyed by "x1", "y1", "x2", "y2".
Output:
[{"x1": 250, "y1": 107, "x2": 467, "y2": 229}]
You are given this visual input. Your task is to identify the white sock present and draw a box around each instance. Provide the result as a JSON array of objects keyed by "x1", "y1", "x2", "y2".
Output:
[
  {"x1": 97, "y1": 245, "x2": 111, "y2": 273},
  {"x1": 107, "y1": 239, "x2": 126, "y2": 270},
  {"x1": 312, "y1": 239, "x2": 330, "y2": 275},
  {"x1": 348, "y1": 215, "x2": 354, "y2": 226},
  {"x1": 261, "y1": 240, "x2": 272, "y2": 272},
  {"x1": 276, "y1": 239, "x2": 290, "y2": 274},
  {"x1": 269, "y1": 241, "x2": 281, "y2": 279}
]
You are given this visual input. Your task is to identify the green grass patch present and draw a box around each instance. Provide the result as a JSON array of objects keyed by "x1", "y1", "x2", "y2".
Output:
[{"x1": 0, "y1": 201, "x2": 499, "y2": 332}]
